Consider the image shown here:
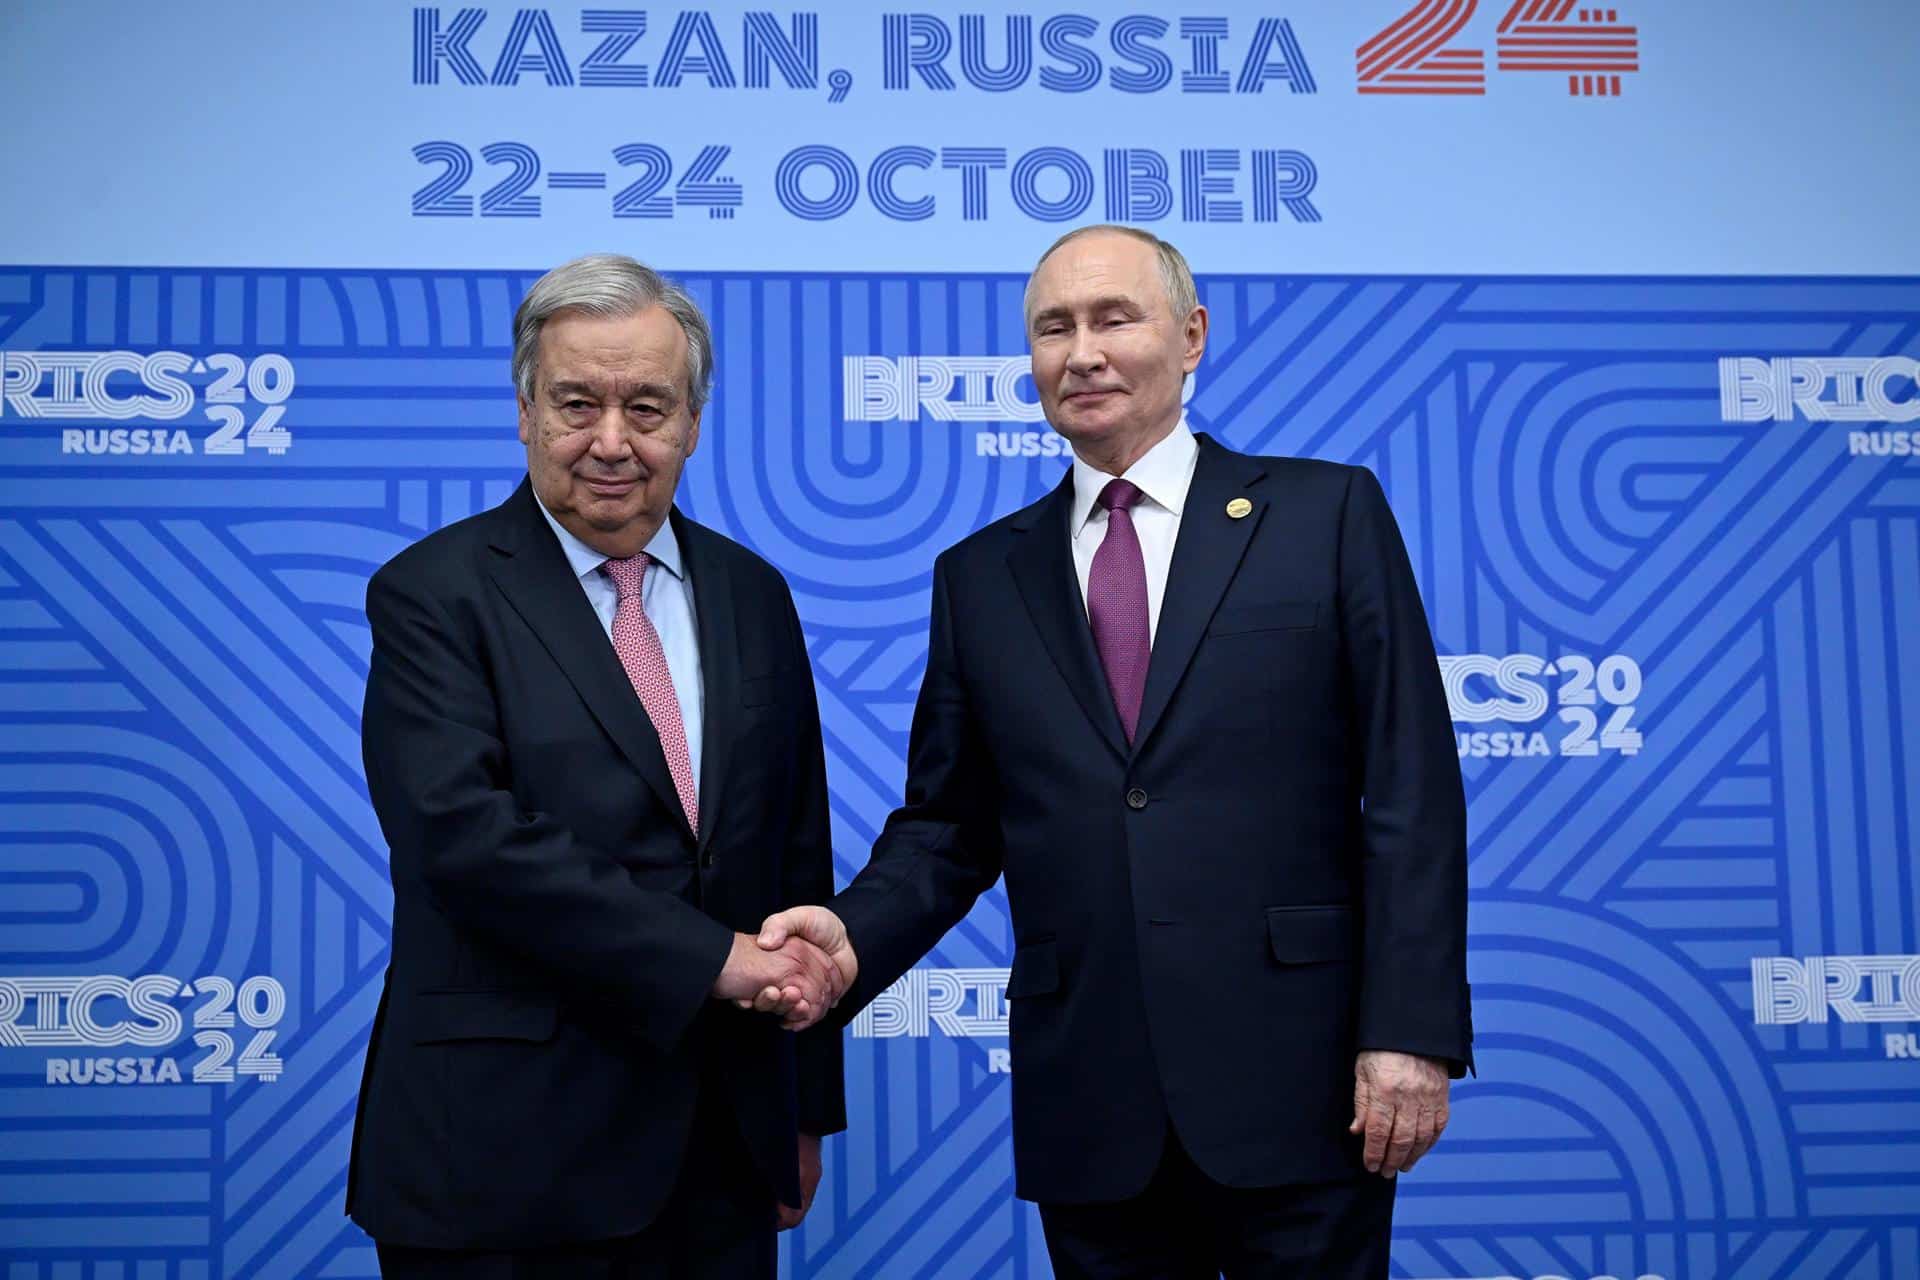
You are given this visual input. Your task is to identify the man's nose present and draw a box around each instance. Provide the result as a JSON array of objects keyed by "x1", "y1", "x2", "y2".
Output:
[
  {"x1": 587, "y1": 410, "x2": 629, "y2": 458},
  {"x1": 1065, "y1": 328, "x2": 1106, "y2": 374}
]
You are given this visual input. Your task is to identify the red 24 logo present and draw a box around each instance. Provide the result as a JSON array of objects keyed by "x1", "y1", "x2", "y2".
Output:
[{"x1": 1357, "y1": 0, "x2": 1639, "y2": 97}]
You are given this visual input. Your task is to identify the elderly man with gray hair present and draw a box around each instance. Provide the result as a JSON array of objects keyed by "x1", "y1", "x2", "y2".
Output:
[{"x1": 347, "y1": 253, "x2": 846, "y2": 1278}]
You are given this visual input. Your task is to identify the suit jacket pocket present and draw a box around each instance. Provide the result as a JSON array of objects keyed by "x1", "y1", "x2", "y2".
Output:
[
  {"x1": 1005, "y1": 938, "x2": 1060, "y2": 999},
  {"x1": 410, "y1": 989, "x2": 561, "y2": 1044},
  {"x1": 1266, "y1": 905, "x2": 1355, "y2": 966},
  {"x1": 1208, "y1": 601, "x2": 1318, "y2": 636}
]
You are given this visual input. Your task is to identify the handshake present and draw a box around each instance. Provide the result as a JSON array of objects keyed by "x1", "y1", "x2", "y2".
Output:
[{"x1": 709, "y1": 906, "x2": 858, "y2": 1032}]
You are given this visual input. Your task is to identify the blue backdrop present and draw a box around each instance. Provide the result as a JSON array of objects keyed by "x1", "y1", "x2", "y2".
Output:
[{"x1": 1, "y1": 4, "x2": 1917, "y2": 1278}]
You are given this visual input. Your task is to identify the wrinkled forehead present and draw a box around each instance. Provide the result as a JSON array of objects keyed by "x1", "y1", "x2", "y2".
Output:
[
  {"x1": 535, "y1": 306, "x2": 690, "y2": 389},
  {"x1": 1026, "y1": 234, "x2": 1164, "y2": 317}
]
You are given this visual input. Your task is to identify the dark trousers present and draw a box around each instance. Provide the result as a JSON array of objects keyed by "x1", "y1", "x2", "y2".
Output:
[
  {"x1": 1038, "y1": 1124, "x2": 1396, "y2": 1280},
  {"x1": 376, "y1": 1085, "x2": 776, "y2": 1280}
]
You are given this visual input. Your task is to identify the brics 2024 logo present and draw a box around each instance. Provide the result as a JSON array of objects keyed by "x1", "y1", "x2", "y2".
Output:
[
  {"x1": 842, "y1": 353, "x2": 1194, "y2": 459},
  {"x1": 852, "y1": 968, "x2": 1014, "y2": 1073},
  {"x1": 1718, "y1": 355, "x2": 1920, "y2": 459},
  {"x1": 0, "y1": 349, "x2": 297, "y2": 458},
  {"x1": 0, "y1": 974, "x2": 290, "y2": 1086},
  {"x1": 1441, "y1": 653, "x2": 1644, "y2": 760},
  {"x1": 1358, "y1": 0, "x2": 1639, "y2": 98},
  {"x1": 1751, "y1": 955, "x2": 1920, "y2": 1060}
]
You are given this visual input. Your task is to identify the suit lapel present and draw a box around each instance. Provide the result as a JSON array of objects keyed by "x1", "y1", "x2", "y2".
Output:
[
  {"x1": 484, "y1": 481, "x2": 695, "y2": 843},
  {"x1": 1131, "y1": 436, "x2": 1269, "y2": 754},
  {"x1": 673, "y1": 509, "x2": 738, "y2": 858},
  {"x1": 1007, "y1": 471, "x2": 1129, "y2": 762}
]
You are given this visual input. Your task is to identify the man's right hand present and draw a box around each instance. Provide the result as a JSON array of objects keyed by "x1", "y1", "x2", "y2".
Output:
[
  {"x1": 711, "y1": 933, "x2": 842, "y2": 1027},
  {"x1": 752, "y1": 907, "x2": 859, "y2": 1031}
]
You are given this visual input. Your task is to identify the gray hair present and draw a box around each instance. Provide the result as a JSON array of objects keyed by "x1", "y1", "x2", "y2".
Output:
[
  {"x1": 512, "y1": 253, "x2": 715, "y2": 415},
  {"x1": 1022, "y1": 224, "x2": 1200, "y2": 327}
]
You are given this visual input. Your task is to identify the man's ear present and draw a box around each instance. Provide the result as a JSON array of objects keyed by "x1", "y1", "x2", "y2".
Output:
[
  {"x1": 1182, "y1": 305, "x2": 1210, "y2": 375},
  {"x1": 683, "y1": 406, "x2": 701, "y2": 460},
  {"x1": 517, "y1": 394, "x2": 533, "y2": 446}
]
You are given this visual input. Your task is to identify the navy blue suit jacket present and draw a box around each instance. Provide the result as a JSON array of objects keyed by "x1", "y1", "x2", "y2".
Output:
[
  {"x1": 832, "y1": 435, "x2": 1471, "y2": 1204},
  {"x1": 347, "y1": 480, "x2": 845, "y2": 1249}
]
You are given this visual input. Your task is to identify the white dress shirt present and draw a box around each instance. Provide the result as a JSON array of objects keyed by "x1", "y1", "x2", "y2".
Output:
[
  {"x1": 534, "y1": 497, "x2": 705, "y2": 785},
  {"x1": 1069, "y1": 416, "x2": 1199, "y2": 647}
]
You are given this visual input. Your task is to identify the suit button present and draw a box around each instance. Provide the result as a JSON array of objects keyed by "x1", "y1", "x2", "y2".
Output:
[
  {"x1": 700, "y1": 851, "x2": 717, "y2": 869},
  {"x1": 1125, "y1": 788, "x2": 1148, "y2": 810}
]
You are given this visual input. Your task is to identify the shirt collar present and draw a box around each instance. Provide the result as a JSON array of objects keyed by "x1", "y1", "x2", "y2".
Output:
[
  {"x1": 1070, "y1": 415, "x2": 1199, "y2": 540},
  {"x1": 533, "y1": 491, "x2": 687, "y2": 583}
]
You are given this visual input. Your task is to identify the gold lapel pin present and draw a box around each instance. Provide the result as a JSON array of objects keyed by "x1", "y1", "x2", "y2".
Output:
[{"x1": 1226, "y1": 497, "x2": 1253, "y2": 519}]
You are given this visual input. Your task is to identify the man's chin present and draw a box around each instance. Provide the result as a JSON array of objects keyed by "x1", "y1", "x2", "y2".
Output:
[
  {"x1": 583, "y1": 503, "x2": 650, "y2": 528},
  {"x1": 568, "y1": 492, "x2": 654, "y2": 531},
  {"x1": 1052, "y1": 412, "x2": 1125, "y2": 447}
]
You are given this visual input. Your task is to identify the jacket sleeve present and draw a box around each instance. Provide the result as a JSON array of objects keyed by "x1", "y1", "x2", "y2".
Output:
[
  {"x1": 361, "y1": 562, "x2": 735, "y2": 1054},
  {"x1": 1338, "y1": 466, "x2": 1475, "y2": 1076},
  {"x1": 830, "y1": 553, "x2": 1007, "y2": 1015},
  {"x1": 778, "y1": 587, "x2": 849, "y2": 1138}
]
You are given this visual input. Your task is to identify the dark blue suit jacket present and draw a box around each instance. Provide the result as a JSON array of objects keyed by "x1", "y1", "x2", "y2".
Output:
[
  {"x1": 347, "y1": 480, "x2": 845, "y2": 1249},
  {"x1": 832, "y1": 434, "x2": 1470, "y2": 1204}
]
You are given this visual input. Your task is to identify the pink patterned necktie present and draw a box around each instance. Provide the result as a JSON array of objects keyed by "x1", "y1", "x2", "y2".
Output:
[
  {"x1": 1087, "y1": 478, "x2": 1150, "y2": 742},
  {"x1": 601, "y1": 554, "x2": 698, "y2": 834}
]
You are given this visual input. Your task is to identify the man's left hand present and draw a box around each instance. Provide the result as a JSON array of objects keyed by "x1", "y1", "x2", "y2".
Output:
[
  {"x1": 1349, "y1": 1049, "x2": 1449, "y2": 1177},
  {"x1": 776, "y1": 1133, "x2": 822, "y2": 1230}
]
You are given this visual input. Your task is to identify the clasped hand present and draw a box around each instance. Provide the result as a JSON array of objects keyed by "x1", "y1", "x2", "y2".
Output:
[{"x1": 710, "y1": 906, "x2": 859, "y2": 1031}]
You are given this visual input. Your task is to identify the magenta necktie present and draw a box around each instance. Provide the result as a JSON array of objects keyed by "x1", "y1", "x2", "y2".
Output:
[
  {"x1": 1087, "y1": 478, "x2": 1150, "y2": 742},
  {"x1": 601, "y1": 555, "x2": 698, "y2": 834}
]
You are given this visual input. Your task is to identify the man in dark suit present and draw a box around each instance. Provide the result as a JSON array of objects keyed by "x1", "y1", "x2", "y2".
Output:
[
  {"x1": 759, "y1": 227, "x2": 1472, "y2": 1277},
  {"x1": 348, "y1": 253, "x2": 846, "y2": 1278}
]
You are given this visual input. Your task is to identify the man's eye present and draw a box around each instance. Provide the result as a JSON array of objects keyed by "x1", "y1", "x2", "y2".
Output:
[{"x1": 563, "y1": 399, "x2": 593, "y2": 411}]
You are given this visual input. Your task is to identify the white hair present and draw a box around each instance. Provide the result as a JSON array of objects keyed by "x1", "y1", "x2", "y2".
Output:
[{"x1": 512, "y1": 253, "x2": 714, "y2": 413}]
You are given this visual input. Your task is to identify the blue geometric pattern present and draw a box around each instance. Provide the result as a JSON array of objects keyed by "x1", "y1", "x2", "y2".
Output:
[{"x1": 0, "y1": 266, "x2": 1916, "y2": 1278}]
